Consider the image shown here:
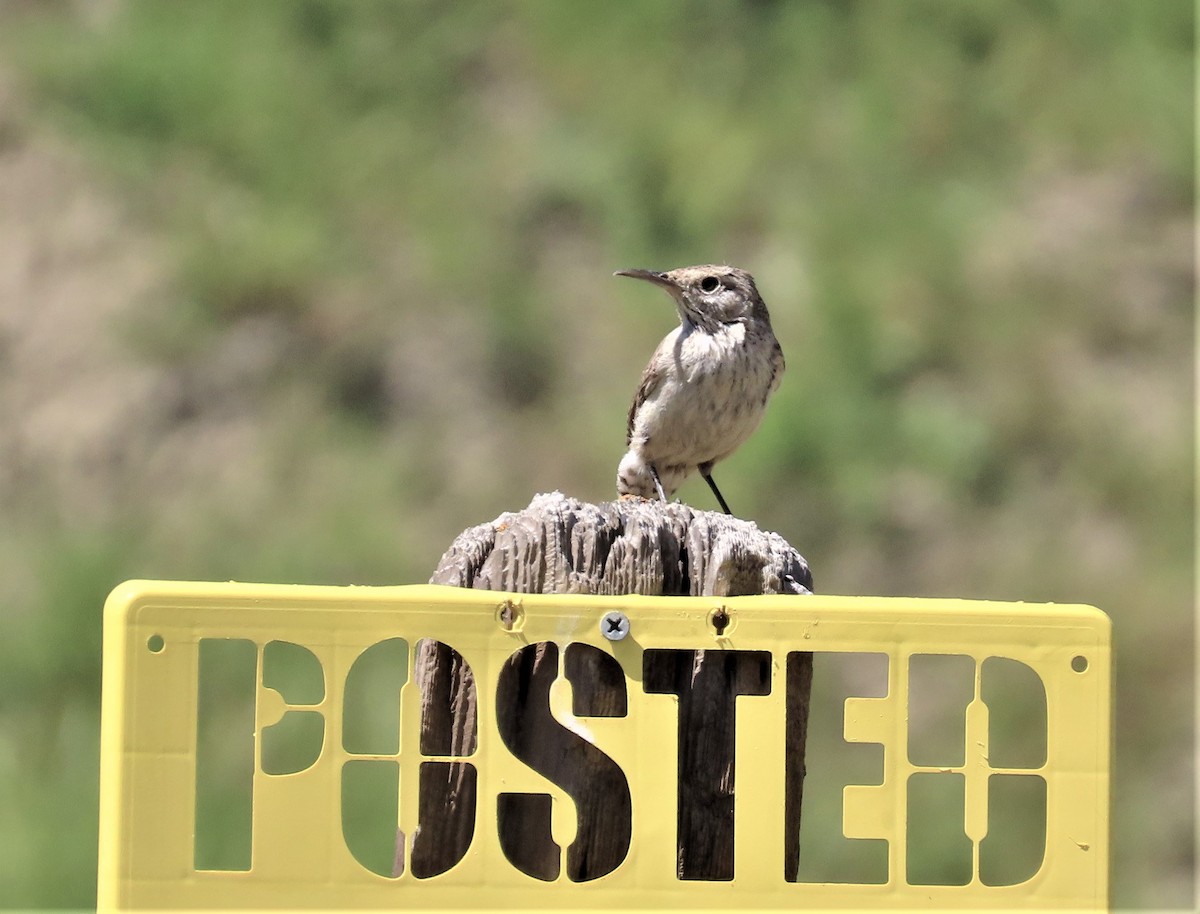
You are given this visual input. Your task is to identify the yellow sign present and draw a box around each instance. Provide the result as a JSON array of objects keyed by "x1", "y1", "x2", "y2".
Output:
[{"x1": 99, "y1": 581, "x2": 1110, "y2": 911}]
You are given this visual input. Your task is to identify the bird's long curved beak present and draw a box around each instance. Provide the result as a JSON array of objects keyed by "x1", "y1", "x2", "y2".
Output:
[{"x1": 614, "y1": 268, "x2": 677, "y2": 290}]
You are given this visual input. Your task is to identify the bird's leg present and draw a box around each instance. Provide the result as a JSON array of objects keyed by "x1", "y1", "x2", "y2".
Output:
[
  {"x1": 699, "y1": 463, "x2": 733, "y2": 515},
  {"x1": 649, "y1": 464, "x2": 668, "y2": 502}
]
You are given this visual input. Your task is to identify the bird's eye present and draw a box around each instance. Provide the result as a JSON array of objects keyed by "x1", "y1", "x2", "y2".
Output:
[{"x1": 699, "y1": 276, "x2": 720, "y2": 293}]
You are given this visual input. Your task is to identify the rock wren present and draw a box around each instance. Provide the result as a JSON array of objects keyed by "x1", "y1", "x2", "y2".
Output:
[{"x1": 614, "y1": 264, "x2": 784, "y2": 515}]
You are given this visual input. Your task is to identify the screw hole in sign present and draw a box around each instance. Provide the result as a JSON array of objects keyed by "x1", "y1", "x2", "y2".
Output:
[
  {"x1": 147, "y1": 634, "x2": 165, "y2": 653},
  {"x1": 710, "y1": 608, "x2": 731, "y2": 636},
  {"x1": 1070, "y1": 655, "x2": 1088, "y2": 673}
]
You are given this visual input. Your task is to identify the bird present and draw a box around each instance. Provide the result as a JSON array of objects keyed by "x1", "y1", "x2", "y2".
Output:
[{"x1": 614, "y1": 264, "x2": 784, "y2": 516}]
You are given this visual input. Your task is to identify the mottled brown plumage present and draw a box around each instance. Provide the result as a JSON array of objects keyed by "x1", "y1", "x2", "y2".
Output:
[{"x1": 615, "y1": 264, "x2": 784, "y2": 515}]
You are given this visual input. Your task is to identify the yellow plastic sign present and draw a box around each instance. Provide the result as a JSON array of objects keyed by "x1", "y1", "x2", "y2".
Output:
[{"x1": 99, "y1": 581, "x2": 1110, "y2": 911}]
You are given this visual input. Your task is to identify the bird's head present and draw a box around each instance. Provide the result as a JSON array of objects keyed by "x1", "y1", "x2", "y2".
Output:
[{"x1": 614, "y1": 264, "x2": 769, "y2": 332}]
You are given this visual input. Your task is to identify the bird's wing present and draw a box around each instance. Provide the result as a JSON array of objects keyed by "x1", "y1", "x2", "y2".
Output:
[
  {"x1": 626, "y1": 348, "x2": 668, "y2": 446},
  {"x1": 769, "y1": 339, "x2": 785, "y2": 393}
]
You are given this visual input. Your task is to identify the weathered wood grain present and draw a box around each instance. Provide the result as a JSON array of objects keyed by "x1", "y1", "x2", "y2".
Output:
[
  {"x1": 419, "y1": 491, "x2": 814, "y2": 882},
  {"x1": 430, "y1": 491, "x2": 813, "y2": 596}
]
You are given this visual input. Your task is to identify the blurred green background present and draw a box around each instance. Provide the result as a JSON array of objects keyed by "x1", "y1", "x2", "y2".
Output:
[{"x1": 0, "y1": 0, "x2": 1192, "y2": 908}]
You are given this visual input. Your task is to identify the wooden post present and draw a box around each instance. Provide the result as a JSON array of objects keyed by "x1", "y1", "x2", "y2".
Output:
[{"x1": 417, "y1": 491, "x2": 814, "y2": 881}]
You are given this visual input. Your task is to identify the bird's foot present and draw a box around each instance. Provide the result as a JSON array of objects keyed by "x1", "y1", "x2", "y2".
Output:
[{"x1": 649, "y1": 465, "x2": 668, "y2": 502}]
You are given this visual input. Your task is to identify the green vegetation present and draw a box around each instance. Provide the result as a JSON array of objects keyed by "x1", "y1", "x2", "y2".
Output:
[{"x1": 0, "y1": 0, "x2": 1192, "y2": 907}]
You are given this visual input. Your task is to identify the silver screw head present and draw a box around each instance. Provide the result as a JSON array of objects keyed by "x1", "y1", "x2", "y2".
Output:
[{"x1": 600, "y1": 610, "x2": 630, "y2": 641}]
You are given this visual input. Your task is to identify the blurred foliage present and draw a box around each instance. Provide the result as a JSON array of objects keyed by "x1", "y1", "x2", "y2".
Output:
[{"x1": 0, "y1": 0, "x2": 1193, "y2": 908}]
